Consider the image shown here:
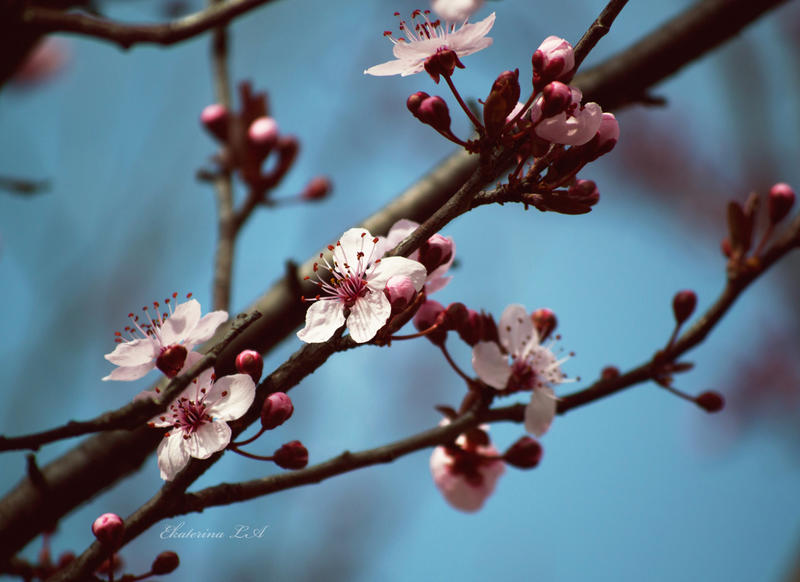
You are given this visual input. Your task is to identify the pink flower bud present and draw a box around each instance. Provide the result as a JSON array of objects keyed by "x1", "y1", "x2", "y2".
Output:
[
  {"x1": 155, "y1": 344, "x2": 188, "y2": 378},
  {"x1": 413, "y1": 300, "x2": 447, "y2": 345},
  {"x1": 274, "y1": 440, "x2": 309, "y2": 470},
  {"x1": 384, "y1": 275, "x2": 417, "y2": 313},
  {"x1": 200, "y1": 104, "x2": 229, "y2": 141},
  {"x1": 301, "y1": 176, "x2": 331, "y2": 201},
  {"x1": 483, "y1": 69, "x2": 521, "y2": 137},
  {"x1": 539, "y1": 82, "x2": 573, "y2": 118},
  {"x1": 594, "y1": 112, "x2": 619, "y2": 156},
  {"x1": 503, "y1": 436, "x2": 543, "y2": 468},
  {"x1": 151, "y1": 551, "x2": 180, "y2": 575},
  {"x1": 695, "y1": 391, "x2": 724, "y2": 413},
  {"x1": 423, "y1": 47, "x2": 464, "y2": 83},
  {"x1": 532, "y1": 36, "x2": 575, "y2": 89},
  {"x1": 418, "y1": 234, "x2": 454, "y2": 274},
  {"x1": 768, "y1": 182, "x2": 795, "y2": 225},
  {"x1": 416, "y1": 96, "x2": 452, "y2": 133},
  {"x1": 407, "y1": 91, "x2": 430, "y2": 117},
  {"x1": 531, "y1": 308, "x2": 557, "y2": 342},
  {"x1": 248, "y1": 117, "x2": 279, "y2": 158},
  {"x1": 261, "y1": 392, "x2": 294, "y2": 430},
  {"x1": 235, "y1": 349, "x2": 263, "y2": 383},
  {"x1": 92, "y1": 513, "x2": 124, "y2": 549},
  {"x1": 672, "y1": 290, "x2": 697, "y2": 325}
]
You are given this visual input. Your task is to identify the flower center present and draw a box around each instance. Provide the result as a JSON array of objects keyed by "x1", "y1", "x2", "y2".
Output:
[
  {"x1": 171, "y1": 397, "x2": 211, "y2": 434},
  {"x1": 508, "y1": 357, "x2": 536, "y2": 391},
  {"x1": 112, "y1": 292, "x2": 192, "y2": 347}
]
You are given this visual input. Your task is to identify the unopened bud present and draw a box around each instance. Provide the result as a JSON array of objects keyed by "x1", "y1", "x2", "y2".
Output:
[
  {"x1": 151, "y1": 551, "x2": 180, "y2": 575},
  {"x1": 456, "y1": 308, "x2": 483, "y2": 346},
  {"x1": 695, "y1": 391, "x2": 724, "y2": 413},
  {"x1": 479, "y1": 312, "x2": 499, "y2": 344},
  {"x1": 532, "y1": 36, "x2": 575, "y2": 89},
  {"x1": 503, "y1": 436, "x2": 543, "y2": 468},
  {"x1": 416, "y1": 96, "x2": 452, "y2": 133},
  {"x1": 672, "y1": 290, "x2": 697, "y2": 325},
  {"x1": 413, "y1": 300, "x2": 447, "y2": 345},
  {"x1": 593, "y1": 112, "x2": 619, "y2": 157},
  {"x1": 601, "y1": 366, "x2": 620, "y2": 380},
  {"x1": 407, "y1": 91, "x2": 430, "y2": 117},
  {"x1": 531, "y1": 308, "x2": 557, "y2": 342},
  {"x1": 768, "y1": 183, "x2": 795, "y2": 225},
  {"x1": 261, "y1": 392, "x2": 294, "y2": 430},
  {"x1": 418, "y1": 234, "x2": 454, "y2": 274},
  {"x1": 235, "y1": 349, "x2": 263, "y2": 383},
  {"x1": 301, "y1": 176, "x2": 331, "y2": 201},
  {"x1": 424, "y1": 47, "x2": 464, "y2": 83},
  {"x1": 155, "y1": 344, "x2": 188, "y2": 378},
  {"x1": 483, "y1": 69, "x2": 521, "y2": 136},
  {"x1": 445, "y1": 302, "x2": 469, "y2": 331},
  {"x1": 540, "y1": 82, "x2": 572, "y2": 118},
  {"x1": 384, "y1": 275, "x2": 417, "y2": 313},
  {"x1": 274, "y1": 440, "x2": 309, "y2": 470},
  {"x1": 248, "y1": 117, "x2": 279, "y2": 158},
  {"x1": 92, "y1": 513, "x2": 124, "y2": 549},
  {"x1": 200, "y1": 104, "x2": 229, "y2": 141}
]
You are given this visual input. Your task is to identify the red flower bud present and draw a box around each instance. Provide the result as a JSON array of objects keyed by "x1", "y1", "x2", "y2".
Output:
[
  {"x1": 483, "y1": 69, "x2": 521, "y2": 137},
  {"x1": 503, "y1": 436, "x2": 543, "y2": 469},
  {"x1": 92, "y1": 513, "x2": 124, "y2": 549},
  {"x1": 151, "y1": 551, "x2": 180, "y2": 575},
  {"x1": 416, "y1": 96, "x2": 452, "y2": 133},
  {"x1": 768, "y1": 182, "x2": 795, "y2": 225},
  {"x1": 261, "y1": 392, "x2": 294, "y2": 430},
  {"x1": 235, "y1": 349, "x2": 263, "y2": 383},
  {"x1": 601, "y1": 366, "x2": 620, "y2": 380},
  {"x1": 695, "y1": 391, "x2": 724, "y2": 413},
  {"x1": 274, "y1": 440, "x2": 309, "y2": 470},
  {"x1": 301, "y1": 176, "x2": 331, "y2": 201},
  {"x1": 672, "y1": 290, "x2": 697, "y2": 325},
  {"x1": 531, "y1": 308, "x2": 557, "y2": 342},
  {"x1": 456, "y1": 308, "x2": 483, "y2": 346},
  {"x1": 407, "y1": 91, "x2": 430, "y2": 117},
  {"x1": 248, "y1": 116, "x2": 279, "y2": 159},
  {"x1": 539, "y1": 82, "x2": 572, "y2": 118},
  {"x1": 200, "y1": 104, "x2": 229, "y2": 141}
]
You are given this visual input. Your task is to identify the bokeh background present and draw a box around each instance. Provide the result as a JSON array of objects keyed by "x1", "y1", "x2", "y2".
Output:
[{"x1": 2, "y1": 0, "x2": 800, "y2": 580}]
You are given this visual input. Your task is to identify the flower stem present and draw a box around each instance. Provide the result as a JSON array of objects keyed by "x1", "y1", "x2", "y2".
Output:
[
  {"x1": 443, "y1": 74, "x2": 484, "y2": 133},
  {"x1": 229, "y1": 446, "x2": 275, "y2": 462},
  {"x1": 391, "y1": 322, "x2": 441, "y2": 341},
  {"x1": 440, "y1": 343, "x2": 473, "y2": 385},
  {"x1": 230, "y1": 426, "x2": 266, "y2": 447}
]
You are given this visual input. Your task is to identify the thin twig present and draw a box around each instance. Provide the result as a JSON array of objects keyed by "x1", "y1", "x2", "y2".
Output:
[{"x1": 569, "y1": 0, "x2": 629, "y2": 77}]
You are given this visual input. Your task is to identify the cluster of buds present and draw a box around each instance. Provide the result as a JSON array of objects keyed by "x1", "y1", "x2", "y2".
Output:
[
  {"x1": 722, "y1": 183, "x2": 796, "y2": 273},
  {"x1": 412, "y1": 300, "x2": 498, "y2": 347},
  {"x1": 200, "y1": 82, "x2": 330, "y2": 204}
]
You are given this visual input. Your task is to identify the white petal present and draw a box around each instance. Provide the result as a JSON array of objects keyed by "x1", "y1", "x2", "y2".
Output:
[
  {"x1": 185, "y1": 421, "x2": 232, "y2": 459},
  {"x1": 184, "y1": 310, "x2": 228, "y2": 346},
  {"x1": 449, "y1": 12, "x2": 495, "y2": 55},
  {"x1": 102, "y1": 362, "x2": 155, "y2": 382},
  {"x1": 364, "y1": 59, "x2": 420, "y2": 77},
  {"x1": 160, "y1": 299, "x2": 201, "y2": 346},
  {"x1": 206, "y1": 374, "x2": 256, "y2": 421},
  {"x1": 525, "y1": 387, "x2": 557, "y2": 437},
  {"x1": 332, "y1": 228, "x2": 372, "y2": 272},
  {"x1": 297, "y1": 300, "x2": 346, "y2": 343},
  {"x1": 347, "y1": 291, "x2": 391, "y2": 343},
  {"x1": 368, "y1": 256, "x2": 427, "y2": 293},
  {"x1": 498, "y1": 304, "x2": 536, "y2": 356},
  {"x1": 104, "y1": 339, "x2": 157, "y2": 366},
  {"x1": 157, "y1": 432, "x2": 190, "y2": 481},
  {"x1": 385, "y1": 219, "x2": 420, "y2": 249},
  {"x1": 424, "y1": 275, "x2": 452, "y2": 295},
  {"x1": 472, "y1": 341, "x2": 511, "y2": 389}
]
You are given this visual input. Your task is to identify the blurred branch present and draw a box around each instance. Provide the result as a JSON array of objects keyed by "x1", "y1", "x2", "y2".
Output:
[
  {"x1": 0, "y1": 0, "x2": 789, "y2": 569},
  {"x1": 569, "y1": 0, "x2": 629, "y2": 75},
  {"x1": 0, "y1": 175, "x2": 49, "y2": 195},
  {"x1": 20, "y1": 0, "x2": 281, "y2": 50}
]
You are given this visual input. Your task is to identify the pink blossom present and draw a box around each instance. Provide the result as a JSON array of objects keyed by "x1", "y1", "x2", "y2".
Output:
[
  {"x1": 431, "y1": 0, "x2": 484, "y2": 22},
  {"x1": 364, "y1": 10, "x2": 495, "y2": 77},
  {"x1": 531, "y1": 87, "x2": 603, "y2": 146},
  {"x1": 532, "y1": 36, "x2": 575, "y2": 84},
  {"x1": 149, "y1": 368, "x2": 255, "y2": 480},
  {"x1": 430, "y1": 423, "x2": 505, "y2": 512},
  {"x1": 472, "y1": 304, "x2": 568, "y2": 436},
  {"x1": 298, "y1": 228, "x2": 427, "y2": 344},
  {"x1": 104, "y1": 295, "x2": 228, "y2": 381},
  {"x1": 380, "y1": 219, "x2": 455, "y2": 294}
]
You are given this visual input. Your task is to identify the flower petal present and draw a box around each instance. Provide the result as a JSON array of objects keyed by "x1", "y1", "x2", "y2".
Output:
[
  {"x1": 157, "y1": 432, "x2": 191, "y2": 481},
  {"x1": 448, "y1": 12, "x2": 495, "y2": 55},
  {"x1": 104, "y1": 339, "x2": 157, "y2": 366},
  {"x1": 297, "y1": 300, "x2": 346, "y2": 343},
  {"x1": 332, "y1": 228, "x2": 372, "y2": 272},
  {"x1": 424, "y1": 275, "x2": 452, "y2": 295},
  {"x1": 364, "y1": 59, "x2": 421, "y2": 77},
  {"x1": 347, "y1": 290, "x2": 391, "y2": 343},
  {"x1": 368, "y1": 256, "x2": 427, "y2": 293},
  {"x1": 525, "y1": 386, "x2": 557, "y2": 437},
  {"x1": 185, "y1": 421, "x2": 232, "y2": 460},
  {"x1": 102, "y1": 362, "x2": 155, "y2": 382},
  {"x1": 206, "y1": 374, "x2": 256, "y2": 421},
  {"x1": 184, "y1": 310, "x2": 228, "y2": 346},
  {"x1": 160, "y1": 299, "x2": 202, "y2": 346},
  {"x1": 498, "y1": 304, "x2": 536, "y2": 356},
  {"x1": 472, "y1": 341, "x2": 511, "y2": 389}
]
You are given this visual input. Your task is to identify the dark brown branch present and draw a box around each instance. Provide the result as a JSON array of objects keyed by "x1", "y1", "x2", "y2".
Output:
[
  {"x1": 0, "y1": 175, "x2": 49, "y2": 195},
  {"x1": 570, "y1": 0, "x2": 629, "y2": 75},
  {"x1": 20, "y1": 0, "x2": 281, "y2": 50}
]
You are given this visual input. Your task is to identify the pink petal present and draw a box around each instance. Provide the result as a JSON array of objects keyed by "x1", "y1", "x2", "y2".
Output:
[
  {"x1": 184, "y1": 310, "x2": 228, "y2": 346},
  {"x1": 383, "y1": 219, "x2": 420, "y2": 256},
  {"x1": 104, "y1": 338, "x2": 158, "y2": 366},
  {"x1": 430, "y1": 445, "x2": 504, "y2": 512},
  {"x1": 498, "y1": 304, "x2": 536, "y2": 356},
  {"x1": 333, "y1": 228, "x2": 372, "y2": 269},
  {"x1": 368, "y1": 256, "x2": 427, "y2": 293},
  {"x1": 472, "y1": 341, "x2": 511, "y2": 389},
  {"x1": 424, "y1": 275, "x2": 453, "y2": 295},
  {"x1": 157, "y1": 432, "x2": 190, "y2": 481},
  {"x1": 525, "y1": 386, "x2": 557, "y2": 437},
  {"x1": 160, "y1": 299, "x2": 202, "y2": 346},
  {"x1": 102, "y1": 362, "x2": 155, "y2": 382},
  {"x1": 347, "y1": 291, "x2": 391, "y2": 343},
  {"x1": 185, "y1": 421, "x2": 231, "y2": 459},
  {"x1": 297, "y1": 300, "x2": 346, "y2": 343},
  {"x1": 206, "y1": 374, "x2": 256, "y2": 421}
]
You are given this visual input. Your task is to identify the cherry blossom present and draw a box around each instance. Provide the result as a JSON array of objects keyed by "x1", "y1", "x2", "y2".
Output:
[
  {"x1": 430, "y1": 422, "x2": 505, "y2": 512},
  {"x1": 431, "y1": 0, "x2": 484, "y2": 22},
  {"x1": 148, "y1": 368, "x2": 255, "y2": 481},
  {"x1": 103, "y1": 294, "x2": 227, "y2": 381},
  {"x1": 379, "y1": 218, "x2": 455, "y2": 293},
  {"x1": 531, "y1": 86, "x2": 603, "y2": 146},
  {"x1": 364, "y1": 10, "x2": 495, "y2": 77},
  {"x1": 472, "y1": 304, "x2": 568, "y2": 436},
  {"x1": 298, "y1": 228, "x2": 427, "y2": 344}
]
